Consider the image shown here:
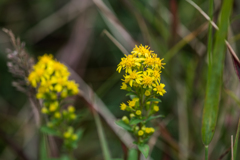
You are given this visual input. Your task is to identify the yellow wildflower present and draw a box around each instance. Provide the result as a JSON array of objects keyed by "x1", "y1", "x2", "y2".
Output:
[
  {"x1": 120, "y1": 103, "x2": 127, "y2": 110},
  {"x1": 136, "y1": 110, "x2": 141, "y2": 116},
  {"x1": 153, "y1": 106, "x2": 159, "y2": 112},
  {"x1": 153, "y1": 83, "x2": 166, "y2": 96},
  {"x1": 122, "y1": 116, "x2": 129, "y2": 124},
  {"x1": 123, "y1": 69, "x2": 142, "y2": 87},
  {"x1": 145, "y1": 90, "x2": 151, "y2": 96},
  {"x1": 120, "y1": 83, "x2": 127, "y2": 90},
  {"x1": 68, "y1": 106, "x2": 75, "y2": 112},
  {"x1": 138, "y1": 130, "x2": 144, "y2": 136},
  {"x1": 128, "y1": 100, "x2": 136, "y2": 108}
]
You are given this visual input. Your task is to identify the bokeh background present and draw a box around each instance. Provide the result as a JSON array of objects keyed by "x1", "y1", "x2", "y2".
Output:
[{"x1": 0, "y1": 0, "x2": 240, "y2": 160}]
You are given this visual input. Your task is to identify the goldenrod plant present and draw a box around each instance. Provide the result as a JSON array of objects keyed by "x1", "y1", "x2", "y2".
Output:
[
  {"x1": 116, "y1": 44, "x2": 166, "y2": 158},
  {"x1": 28, "y1": 54, "x2": 82, "y2": 152}
]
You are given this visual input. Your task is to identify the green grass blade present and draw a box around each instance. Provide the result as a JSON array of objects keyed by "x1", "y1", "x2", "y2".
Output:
[
  {"x1": 40, "y1": 135, "x2": 48, "y2": 160},
  {"x1": 207, "y1": 0, "x2": 214, "y2": 65},
  {"x1": 93, "y1": 111, "x2": 111, "y2": 160},
  {"x1": 201, "y1": 0, "x2": 233, "y2": 146},
  {"x1": 127, "y1": 149, "x2": 138, "y2": 160},
  {"x1": 234, "y1": 118, "x2": 240, "y2": 160}
]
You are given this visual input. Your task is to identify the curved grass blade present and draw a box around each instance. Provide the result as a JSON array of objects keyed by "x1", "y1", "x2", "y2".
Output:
[
  {"x1": 93, "y1": 111, "x2": 111, "y2": 160},
  {"x1": 234, "y1": 118, "x2": 240, "y2": 160},
  {"x1": 201, "y1": 0, "x2": 233, "y2": 146},
  {"x1": 202, "y1": 0, "x2": 233, "y2": 145}
]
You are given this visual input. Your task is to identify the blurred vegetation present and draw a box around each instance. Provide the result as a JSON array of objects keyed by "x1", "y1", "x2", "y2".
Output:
[{"x1": 0, "y1": 0, "x2": 240, "y2": 160}]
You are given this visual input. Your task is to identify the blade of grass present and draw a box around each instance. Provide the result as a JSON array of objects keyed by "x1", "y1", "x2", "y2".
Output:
[
  {"x1": 207, "y1": 0, "x2": 214, "y2": 65},
  {"x1": 127, "y1": 149, "x2": 138, "y2": 160},
  {"x1": 231, "y1": 135, "x2": 234, "y2": 160},
  {"x1": 93, "y1": 0, "x2": 136, "y2": 50},
  {"x1": 233, "y1": 118, "x2": 240, "y2": 160},
  {"x1": 93, "y1": 110, "x2": 111, "y2": 160},
  {"x1": 185, "y1": 0, "x2": 240, "y2": 65},
  {"x1": 201, "y1": 0, "x2": 233, "y2": 151},
  {"x1": 102, "y1": 30, "x2": 129, "y2": 55},
  {"x1": 164, "y1": 22, "x2": 208, "y2": 62}
]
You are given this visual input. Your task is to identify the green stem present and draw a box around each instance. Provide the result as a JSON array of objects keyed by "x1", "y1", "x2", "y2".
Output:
[{"x1": 205, "y1": 145, "x2": 209, "y2": 160}]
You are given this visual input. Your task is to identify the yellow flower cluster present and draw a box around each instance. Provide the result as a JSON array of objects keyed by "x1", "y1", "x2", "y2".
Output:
[
  {"x1": 117, "y1": 45, "x2": 166, "y2": 144},
  {"x1": 28, "y1": 54, "x2": 79, "y2": 146},
  {"x1": 28, "y1": 54, "x2": 79, "y2": 99},
  {"x1": 117, "y1": 45, "x2": 166, "y2": 96}
]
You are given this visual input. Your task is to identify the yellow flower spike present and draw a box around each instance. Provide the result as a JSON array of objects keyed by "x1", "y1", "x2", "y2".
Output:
[
  {"x1": 120, "y1": 83, "x2": 127, "y2": 90},
  {"x1": 68, "y1": 106, "x2": 75, "y2": 112},
  {"x1": 41, "y1": 107, "x2": 48, "y2": 114},
  {"x1": 138, "y1": 130, "x2": 144, "y2": 136},
  {"x1": 70, "y1": 114, "x2": 77, "y2": 120},
  {"x1": 136, "y1": 110, "x2": 141, "y2": 116},
  {"x1": 122, "y1": 116, "x2": 129, "y2": 124},
  {"x1": 145, "y1": 90, "x2": 151, "y2": 96},
  {"x1": 54, "y1": 112, "x2": 61, "y2": 119},
  {"x1": 120, "y1": 103, "x2": 127, "y2": 110},
  {"x1": 153, "y1": 106, "x2": 159, "y2": 112},
  {"x1": 63, "y1": 132, "x2": 71, "y2": 139},
  {"x1": 71, "y1": 134, "x2": 78, "y2": 141}
]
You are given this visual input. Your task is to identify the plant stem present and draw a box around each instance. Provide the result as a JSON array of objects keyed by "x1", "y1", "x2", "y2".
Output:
[{"x1": 205, "y1": 145, "x2": 209, "y2": 160}]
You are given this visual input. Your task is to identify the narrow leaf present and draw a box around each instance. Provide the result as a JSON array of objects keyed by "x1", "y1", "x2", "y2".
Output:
[
  {"x1": 40, "y1": 126, "x2": 60, "y2": 136},
  {"x1": 145, "y1": 115, "x2": 164, "y2": 122},
  {"x1": 130, "y1": 118, "x2": 143, "y2": 125},
  {"x1": 147, "y1": 98, "x2": 162, "y2": 102},
  {"x1": 93, "y1": 111, "x2": 111, "y2": 160},
  {"x1": 201, "y1": 0, "x2": 233, "y2": 145},
  {"x1": 234, "y1": 118, "x2": 240, "y2": 160},
  {"x1": 115, "y1": 120, "x2": 132, "y2": 131},
  {"x1": 138, "y1": 144, "x2": 150, "y2": 158},
  {"x1": 126, "y1": 92, "x2": 137, "y2": 96},
  {"x1": 127, "y1": 149, "x2": 138, "y2": 160}
]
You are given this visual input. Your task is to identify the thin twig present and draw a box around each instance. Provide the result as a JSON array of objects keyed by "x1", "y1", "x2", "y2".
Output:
[{"x1": 231, "y1": 135, "x2": 234, "y2": 160}]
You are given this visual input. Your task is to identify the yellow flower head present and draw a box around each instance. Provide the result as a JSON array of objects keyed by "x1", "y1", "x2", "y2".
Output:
[
  {"x1": 120, "y1": 103, "x2": 127, "y2": 110},
  {"x1": 54, "y1": 112, "x2": 61, "y2": 119},
  {"x1": 122, "y1": 116, "x2": 129, "y2": 124},
  {"x1": 138, "y1": 130, "x2": 144, "y2": 136},
  {"x1": 28, "y1": 54, "x2": 79, "y2": 99},
  {"x1": 71, "y1": 134, "x2": 78, "y2": 141},
  {"x1": 128, "y1": 100, "x2": 136, "y2": 108},
  {"x1": 153, "y1": 83, "x2": 166, "y2": 96},
  {"x1": 145, "y1": 90, "x2": 151, "y2": 96},
  {"x1": 120, "y1": 83, "x2": 128, "y2": 90},
  {"x1": 153, "y1": 106, "x2": 159, "y2": 112},
  {"x1": 68, "y1": 106, "x2": 75, "y2": 112},
  {"x1": 136, "y1": 110, "x2": 141, "y2": 116}
]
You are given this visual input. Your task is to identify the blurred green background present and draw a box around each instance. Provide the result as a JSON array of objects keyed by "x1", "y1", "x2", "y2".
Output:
[{"x1": 0, "y1": 0, "x2": 240, "y2": 160}]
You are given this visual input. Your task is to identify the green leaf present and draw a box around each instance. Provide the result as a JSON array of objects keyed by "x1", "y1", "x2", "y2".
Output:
[
  {"x1": 127, "y1": 149, "x2": 138, "y2": 160},
  {"x1": 93, "y1": 111, "x2": 111, "y2": 160},
  {"x1": 115, "y1": 120, "x2": 132, "y2": 131},
  {"x1": 145, "y1": 115, "x2": 164, "y2": 122},
  {"x1": 147, "y1": 98, "x2": 162, "y2": 102},
  {"x1": 201, "y1": 0, "x2": 233, "y2": 145},
  {"x1": 40, "y1": 126, "x2": 60, "y2": 136},
  {"x1": 138, "y1": 144, "x2": 150, "y2": 158},
  {"x1": 234, "y1": 118, "x2": 240, "y2": 160},
  {"x1": 130, "y1": 118, "x2": 143, "y2": 125},
  {"x1": 72, "y1": 128, "x2": 84, "y2": 149},
  {"x1": 40, "y1": 135, "x2": 48, "y2": 160},
  {"x1": 126, "y1": 92, "x2": 137, "y2": 96}
]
